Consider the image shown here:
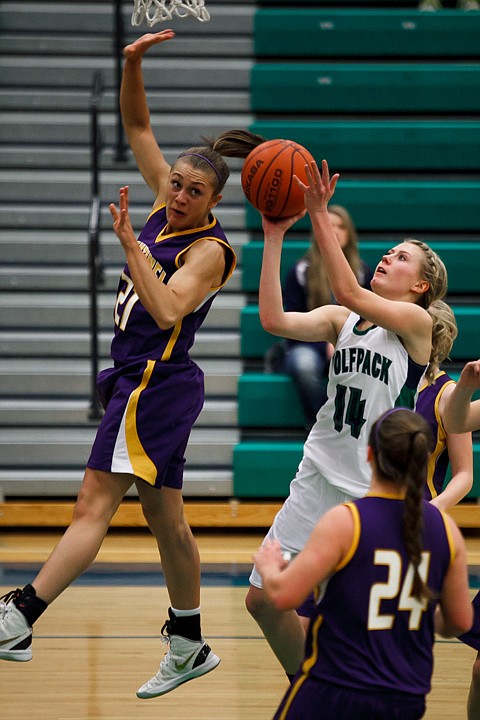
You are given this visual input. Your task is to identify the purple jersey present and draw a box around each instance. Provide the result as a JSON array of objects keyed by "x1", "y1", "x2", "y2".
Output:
[
  {"x1": 416, "y1": 371, "x2": 454, "y2": 501},
  {"x1": 87, "y1": 204, "x2": 236, "y2": 488},
  {"x1": 301, "y1": 496, "x2": 453, "y2": 696},
  {"x1": 110, "y1": 203, "x2": 236, "y2": 364}
]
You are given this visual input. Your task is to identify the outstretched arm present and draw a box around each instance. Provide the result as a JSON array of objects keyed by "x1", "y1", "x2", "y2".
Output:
[
  {"x1": 121, "y1": 30, "x2": 175, "y2": 205},
  {"x1": 259, "y1": 211, "x2": 348, "y2": 344},
  {"x1": 429, "y1": 382, "x2": 473, "y2": 511},
  {"x1": 253, "y1": 504, "x2": 353, "y2": 610},
  {"x1": 443, "y1": 360, "x2": 480, "y2": 434},
  {"x1": 296, "y1": 160, "x2": 432, "y2": 365},
  {"x1": 110, "y1": 186, "x2": 225, "y2": 328}
]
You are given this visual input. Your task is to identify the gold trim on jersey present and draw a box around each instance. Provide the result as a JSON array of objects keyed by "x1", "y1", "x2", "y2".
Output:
[
  {"x1": 440, "y1": 509, "x2": 457, "y2": 566},
  {"x1": 161, "y1": 320, "x2": 183, "y2": 362},
  {"x1": 125, "y1": 360, "x2": 157, "y2": 485},
  {"x1": 420, "y1": 371, "x2": 455, "y2": 499},
  {"x1": 277, "y1": 613, "x2": 324, "y2": 720},
  {"x1": 336, "y1": 502, "x2": 361, "y2": 571}
]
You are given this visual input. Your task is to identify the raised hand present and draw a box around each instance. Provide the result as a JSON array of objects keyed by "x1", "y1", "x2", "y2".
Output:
[
  {"x1": 253, "y1": 539, "x2": 289, "y2": 574},
  {"x1": 109, "y1": 186, "x2": 138, "y2": 252},
  {"x1": 261, "y1": 207, "x2": 307, "y2": 239},
  {"x1": 458, "y1": 360, "x2": 480, "y2": 391},
  {"x1": 295, "y1": 159, "x2": 340, "y2": 216},
  {"x1": 123, "y1": 28, "x2": 176, "y2": 59}
]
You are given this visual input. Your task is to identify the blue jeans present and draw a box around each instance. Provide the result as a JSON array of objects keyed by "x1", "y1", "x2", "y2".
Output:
[{"x1": 283, "y1": 344, "x2": 329, "y2": 426}]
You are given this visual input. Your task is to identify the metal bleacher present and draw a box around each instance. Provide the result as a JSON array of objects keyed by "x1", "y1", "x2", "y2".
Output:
[
  {"x1": 0, "y1": 0, "x2": 255, "y2": 509},
  {"x1": 1, "y1": 1, "x2": 479, "y2": 529}
]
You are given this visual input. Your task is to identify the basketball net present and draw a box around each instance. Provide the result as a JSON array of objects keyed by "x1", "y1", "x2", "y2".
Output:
[{"x1": 131, "y1": 0, "x2": 210, "y2": 26}]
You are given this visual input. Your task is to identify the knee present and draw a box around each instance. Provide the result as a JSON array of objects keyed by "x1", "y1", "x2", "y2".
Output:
[
  {"x1": 72, "y1": 472, "x2": 121, "y2": 525},
  {"x1": 245, "y1": 585, "x2": 271, "y2": 620},
  {"x1": 142, "y1": 501, "x2": 190, "y2": 545},
  {"x1": 286, "y1": 346, "x2": 324, "y2": 378}
]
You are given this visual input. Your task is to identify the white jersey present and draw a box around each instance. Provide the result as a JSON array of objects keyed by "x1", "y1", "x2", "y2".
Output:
[
  {"x1": 303, "y1": 312, "x2": 426, "y2": 496},
  {"x1": 249, "y1": 312, "x2": 428, "y2": 588}
]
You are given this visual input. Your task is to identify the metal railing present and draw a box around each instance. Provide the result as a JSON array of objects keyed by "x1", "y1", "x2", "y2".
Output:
[
  {"x1": 88, "y1": 70, "x2": 106, "y2": 420},
  {"x1": 87, "y1": 2, "x2": 127, "y2": 419}
]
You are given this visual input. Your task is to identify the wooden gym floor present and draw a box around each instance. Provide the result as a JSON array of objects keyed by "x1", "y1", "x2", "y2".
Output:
[{"x1": 0, "y1": 528, "x2": 479, "y2": 720}]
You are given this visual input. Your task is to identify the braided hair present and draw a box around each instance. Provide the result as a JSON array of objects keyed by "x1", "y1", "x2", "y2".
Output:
[{"x1": 369, "y1": 408, "x2": 435, "y2": 602}]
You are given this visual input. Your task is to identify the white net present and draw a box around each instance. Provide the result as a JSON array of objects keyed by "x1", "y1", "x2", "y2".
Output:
[{"x1": 131, "y1": 0, "x2": 210, "y2": 26}]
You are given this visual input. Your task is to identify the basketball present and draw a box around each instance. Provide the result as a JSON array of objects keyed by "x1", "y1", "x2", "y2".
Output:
[{"x1": 241, "y1": 139, "x2": 315, "y2": 219}]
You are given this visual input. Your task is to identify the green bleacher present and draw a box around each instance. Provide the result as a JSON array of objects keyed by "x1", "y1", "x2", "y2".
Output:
[
  {"x1": 254, "y1": 9, "x2": 480, "y2": 57},
  {"x1": 241, "y1": 240, "x2": 480, "y2": 294},
  {"x1": 233, "y1": 440, "x2": 480, "y2": 500},
  {"x1": 238, "y1": 372, "x2": 480, "y2": 429},
  {"x1": 251, "y1": 64, "x2": 480, "y2": 114},
  {"x1": 248, "y1": 121, "x2": 480, "y2": 171},
  {"x1": 235, "y1": 4, "x2": 480, "y2": 506},
  {"x1": 245, "y1": 180, "x2": 480, "y2": 232},
  {"x1": 240, "y1": 305, "x2": 480, "y2": 361}
]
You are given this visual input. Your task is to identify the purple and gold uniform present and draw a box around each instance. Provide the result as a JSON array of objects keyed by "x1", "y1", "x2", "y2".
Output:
[
  {"x1": 416, "y1": 371, "x2": 454, "y2": 502},
  {"x1": 87, "y1": 204, "x2": 236, "y2": 488},
  {"x1": 274, "y1": 495, "x2": 455, "y2": 720},
  {"x1": 416, "y1": 371, "x2": 480, "y2": 654}
]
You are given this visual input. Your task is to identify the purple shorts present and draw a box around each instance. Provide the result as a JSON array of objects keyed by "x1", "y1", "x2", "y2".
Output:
[
  {"x1": 458, "y1": 590, "x2": 480, "y2": 652},
  {"x1": 296, "y1": 593, "x2": 316, "y2": 619},
  {"x1": 87, "y1": 358, "x2": 204, "y2": 489},
  {"x1": 273, "y1": 675, "x2": 425, "y2": 720}
]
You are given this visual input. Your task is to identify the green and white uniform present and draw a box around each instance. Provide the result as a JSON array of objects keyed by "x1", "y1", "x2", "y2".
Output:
[{"x1": 250, "y1": 312, "x2": 427, "y2": 588}]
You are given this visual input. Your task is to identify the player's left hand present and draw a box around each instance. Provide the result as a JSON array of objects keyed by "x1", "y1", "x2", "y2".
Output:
[
  {"x1": 109, "y1": 186, "x2": 138, "y2": 252},
  {"x1": 295, "y1": 159, "x2": 339, "y2": 215},
  {"x1": 253, "y1": 539, "x2": 289, "y2": 573}
]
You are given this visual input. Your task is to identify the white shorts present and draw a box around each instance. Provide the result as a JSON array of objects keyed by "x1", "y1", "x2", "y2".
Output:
[{"x1": 249, "y1": 455, "x2": 353, "y2": 589}]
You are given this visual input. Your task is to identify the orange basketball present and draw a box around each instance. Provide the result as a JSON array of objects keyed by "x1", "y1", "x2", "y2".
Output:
[{"x1": 241, "y1": 139, "x2": 315, "y2": 219}]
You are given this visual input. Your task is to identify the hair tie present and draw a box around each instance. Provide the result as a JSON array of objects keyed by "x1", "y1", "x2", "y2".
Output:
[{"x1": 178, "y1": 152, "x2": 222, "y2": 183}]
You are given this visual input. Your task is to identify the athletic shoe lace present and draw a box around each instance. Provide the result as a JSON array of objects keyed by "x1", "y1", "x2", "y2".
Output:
[
  {"x1": 0, "y1": 589, "x2": 21, "y2": 605},
  {"x1": 0, "y1": 589, "x2": 21, "y2": 622}
]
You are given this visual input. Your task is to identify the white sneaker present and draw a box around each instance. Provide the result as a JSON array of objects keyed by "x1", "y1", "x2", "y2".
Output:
[
  {"x1": 0, "y1": 591, "x2": 33, "y2": 662},
  {"x1": 136, "y1": 633, "x2": 220, "y2": 699}
]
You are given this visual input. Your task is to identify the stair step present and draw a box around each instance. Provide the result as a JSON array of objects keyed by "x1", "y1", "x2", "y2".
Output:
[
  {"x1": 0, "y1": 398, "x2": 238, "y2": 428},
  {"x1": 0, "y1": 358, "x2": 241, "y2": 397},
  {"x1": 0, "y1": 469, "x2": 233, "y2": 500},
  {"x1": 0, "y1": 58, "x2": 251, "y2": 91},
  {"x1": 0, "y1": 168, "x2": 245, "y2": 205},
  {"x1": 0, "y1": 204, "x2": 245, "y2": 231},
  {"x1": 0, "y1": 229, "x2": 249, "y2": 264},
  {"x1": 0, "y1": 90, "x2": 250, "y2": 114},
  {"x1": 0, "y1": 2, "x2": 254, "y2": 35},
  {"x1": 0, "y1": 265, "x2": 242, "y2": 293},
  {"x1": 0, "y1": 330, "x2": 240, "y2": 358},
  {"x1": 0, "y1": 34, "x2": 252, "y2": 58},
  {"x1": 0, "y1": 292, "x2": 246, "y2": 331},
  {"x1": 0, "y1": 427, "x2": 239, "y2": 468}
]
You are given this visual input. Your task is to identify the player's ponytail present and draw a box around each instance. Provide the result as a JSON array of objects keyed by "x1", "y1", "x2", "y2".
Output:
[
  {"x1": 369, "y1": 408, "x2": 434, "y2": 602},
  {"x1": 174, "y1": 130, "x2": 266, "y2": 193},
  {"x1": 425, "y1": 299, "x2": 458, "y2": 385}
]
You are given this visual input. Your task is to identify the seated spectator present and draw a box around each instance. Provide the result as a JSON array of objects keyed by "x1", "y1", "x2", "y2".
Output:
[
  {"x1": 265, "y1": 205, "x2": 373, "y2": 429},
  {"x1": 419, "y1": 0, "x2": 479, "y2": 10}
]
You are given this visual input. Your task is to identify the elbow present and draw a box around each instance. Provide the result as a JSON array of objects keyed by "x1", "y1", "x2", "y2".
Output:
[
  {"x1": 152, "y1": 307, "x2": 180, "y2": 331},
  {"x1": 267, "y1": 590, "x2": 300, "y2": 612},
  {"x1": 259, "y1": 310, "x2": 283, "y2": 336},
  {"x1": 332, "y1": 285, "x2": 357, "y2": 308},
  {"x1": 438, "y1": 608, "x2": 474, "y2": 638},
  {"x1": 156, "y1": 315, "x2": 178, "y2": 331}
]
